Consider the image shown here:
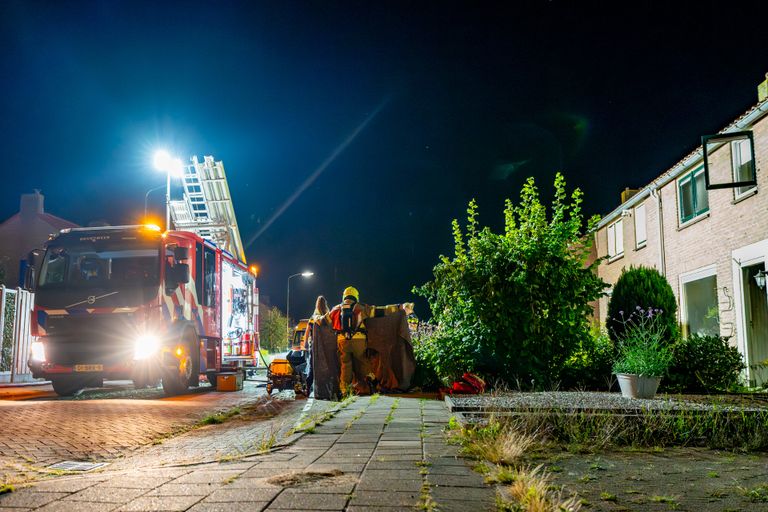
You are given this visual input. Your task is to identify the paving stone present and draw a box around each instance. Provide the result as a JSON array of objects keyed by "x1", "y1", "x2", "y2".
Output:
[
  {"x1": 431, "y1": 486, "x2": 494, "y2": 502},
  {"x1": 431, "y1": 499, "x2": 495, "y2": 511},
  {"x1": 427, "y1": 473, "x2": 488, "y2": 488},
  {"x1": 361, "y1": 469, "x2": 422, "y2": 480},
  {"x1": 173, "y1": 470, "x2": 245, "y2": 484},
  {"x1": 427, "y1": 464, "x2": 481, "y2": 476},
  {"x1": 114, "y1": 494, "x2": 204, "y2": 511},
  {"x1": 32, "y1": 478, "x2": 101, "y2": 493},
  {"x1": 63, "y1": 485, "x2": 148, "y2": 503},
  {"x1": 306, "y1": 463, "x2": 366, "y2": 473},
  {"x1": 203, "y1": 487, "x2": 281, "y2": 502},
  {"x1": 268, "y1": 490, "x2": 349, "y2": 510},
  {"x1": 98, "y1": 476, "x2": 173, "y2": 488},
  {"x1": 188, "y1": 503, "x2": 269, "y2": 512},
  {"x1": 36, "y1": 502, "x2": 109, "y2": 512},
  {"x1": 356, "y1": 478, "x2": 423, "y2": 491},
  {"x1": 145, "y1": 483, "x2": 223, "y2": 496},
  {"x1": 347, "y1": 504, "x2": 416, "y2": 511},
  {"x1": 0, "y1": 491, "x2": 68, "y2": 508},
  {"x1": 348, "y1": 490, "x2": 420, "y2": 507}
]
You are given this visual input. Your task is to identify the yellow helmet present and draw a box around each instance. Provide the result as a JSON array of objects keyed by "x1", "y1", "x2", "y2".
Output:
[{"x1": 343, "y1": 286, "x2": 359, "y2": 302}]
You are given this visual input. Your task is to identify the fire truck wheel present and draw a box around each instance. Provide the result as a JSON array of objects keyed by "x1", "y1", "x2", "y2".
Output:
[
  {"x1": 51, "y1": 377, "x2": 84, "y2": 397},
  {"x1": 161, "y1": 330, "x2": 195, "y2": 396}
]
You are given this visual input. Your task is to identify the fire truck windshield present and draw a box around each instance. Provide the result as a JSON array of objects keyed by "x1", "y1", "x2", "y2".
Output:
[{"x1": 38, "y1": 241, "x2": 160, "y2": 290}]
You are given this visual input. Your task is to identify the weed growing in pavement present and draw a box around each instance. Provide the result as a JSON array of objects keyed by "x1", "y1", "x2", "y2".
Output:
[
  {"x1": 706, "y1": 471, "x2": 719, "y2": 478},
  {"x1": 198, "y1": 407, "x2": 241, "y2": 426},
  {"x1": 738, "y1": 484, "x2": 768, "y2": 502},
  {"x1": 369, "y1": 393, "x2": 380, "y2": 405},
  {"x1": 496, "y1": 465, "x2": 581, "y2": 512},
  {"x1": 599, "y1": 492, "x2": 617, "y2": 502},
  {"x1": 417, "y1": 480, "x2": 438, "y2": 511},
  {"x1": 650, "y1": 495, "x2": 679, "y2": 505},
  {"x1": 449, "y1": 416, "x2": 536, "y2": 465},
  {"x1": 0, "y1": 484, "x2": 14, "y2": 495},
  {"x1": 385, "y1": 398, "x2": 400, "y2": 425},
  {"x1": 483, "y1": 464, "x2": 516, "y2": 485}
]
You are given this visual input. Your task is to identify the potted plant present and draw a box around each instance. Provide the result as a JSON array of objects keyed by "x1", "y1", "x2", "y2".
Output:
[{"x1": 612, "y1": 307, "x2": 673, "y2": 399}]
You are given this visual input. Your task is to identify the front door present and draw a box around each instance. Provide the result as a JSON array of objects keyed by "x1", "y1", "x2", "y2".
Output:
[{"x1": 743, "y1": 263, "x2": 768, "y2": 386}]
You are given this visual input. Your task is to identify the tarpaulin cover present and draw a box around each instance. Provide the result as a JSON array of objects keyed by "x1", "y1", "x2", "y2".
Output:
[{"x1": 311, "y1": 310, "x2": 415, "y2": 400}]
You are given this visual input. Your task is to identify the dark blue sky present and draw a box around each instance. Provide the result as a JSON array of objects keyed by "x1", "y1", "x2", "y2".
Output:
[{"x1": 1, "y1": 1, "x2": 766, "y2": 318}]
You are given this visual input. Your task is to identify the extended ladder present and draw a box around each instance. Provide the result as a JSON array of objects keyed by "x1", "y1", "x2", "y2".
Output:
[{"x1": 168, "y1": 155, "x2": 246, "y2": 263}]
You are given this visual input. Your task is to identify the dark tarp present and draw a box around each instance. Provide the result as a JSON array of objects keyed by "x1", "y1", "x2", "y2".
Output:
[{"x1": 311, "y1": 310, "x2": 415, "y2": 400}]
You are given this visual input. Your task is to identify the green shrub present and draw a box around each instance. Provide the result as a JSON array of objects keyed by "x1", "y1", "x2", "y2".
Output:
[
  {"x1": 411, "y1": 328, "x2": 445, "y2": 390},
  {"x1": 664, "y1": 334, "x2": 746, "y2": 393},
  {"x1": 607, "y1": 266, "x2": 677, "y2": 345},
  {"x1": 560, "y1": 323, "x2": 614, "y2": 390},
  {"x1": 414, "y1": 173, "x2": 607, "y2": 387}
]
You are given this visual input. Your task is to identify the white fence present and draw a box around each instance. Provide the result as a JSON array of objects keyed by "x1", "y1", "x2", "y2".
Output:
[{"x1": 0, "y1": 286, "x2": 36, "y2": 383}]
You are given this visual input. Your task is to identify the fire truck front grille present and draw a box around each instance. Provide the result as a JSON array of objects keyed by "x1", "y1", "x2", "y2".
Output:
[{"x1": 44, "y1": 314, "x2": 136, "y2": 366}]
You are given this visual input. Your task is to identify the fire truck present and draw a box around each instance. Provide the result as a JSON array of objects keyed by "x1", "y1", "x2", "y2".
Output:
[{"x1": 26, "y1": 155, "x2": 259, "y2": 396}]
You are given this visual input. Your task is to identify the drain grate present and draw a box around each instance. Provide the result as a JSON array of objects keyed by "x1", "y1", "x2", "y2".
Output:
[{"x1": 47, "y1": 461, "x2": 109, "y2": 472}]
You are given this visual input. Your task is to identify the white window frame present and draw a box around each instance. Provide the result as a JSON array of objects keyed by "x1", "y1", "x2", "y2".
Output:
[
  {"x1": 731, "y1": 138, "x2": 757, "y2": 200},
  {"x1": 678, "y1": 264, "x2": 718, "y2": 337},
  {"x1": 607, "y1": 219, "x2": 624, "y2": 259},
  {"x1": 634, "y1": 203, "x2": 647, "y2": 249}
]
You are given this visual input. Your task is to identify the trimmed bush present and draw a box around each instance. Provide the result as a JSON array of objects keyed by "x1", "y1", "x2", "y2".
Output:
[
  {"x1": 607, "y1": 266, "x2": 677, "y2": 345},
  {"x1": 664, "y1": 334, "x2": 746, "y2": 393}
]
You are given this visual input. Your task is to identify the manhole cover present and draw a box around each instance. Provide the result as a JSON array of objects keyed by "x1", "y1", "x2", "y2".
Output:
[{"x1": 47, "y1": 461, "x2": 109, "y2": 472}]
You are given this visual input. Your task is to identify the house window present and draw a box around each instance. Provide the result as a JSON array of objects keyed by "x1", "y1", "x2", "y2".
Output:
[
  {"x1": 682, "y1": 274, "x2": 719, "y2": 337},
  {"x1": 678, "y1": 167, "x2": 709, "y2": 223},
  {"x1": 732, "y1": 138, "x2": 756, "y2": 198},
  {"x1": 634, "y1": 203, "x2": 646, "y2": 248},
  {"x1": 607, "y1": 219, "x2": 623, "y2": 258}
]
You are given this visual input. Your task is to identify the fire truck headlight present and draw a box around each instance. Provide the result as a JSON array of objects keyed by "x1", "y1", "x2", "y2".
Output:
[
  {"x1": 30, "y1": 341, "x2": 46, "y2": 362},
  {"x1": 134, "y1": 335, "x2": 160, "y2": 360}
]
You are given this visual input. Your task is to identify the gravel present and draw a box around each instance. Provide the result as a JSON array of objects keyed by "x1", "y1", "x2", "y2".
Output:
[{"x1": 447, "y1": 391, "x2": 768, "y2": 413}]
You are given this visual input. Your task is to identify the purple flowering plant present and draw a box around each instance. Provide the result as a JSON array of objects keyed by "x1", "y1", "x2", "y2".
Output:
[{"x1": 611, "y1": 307, "x2": 673, "y2": 377}]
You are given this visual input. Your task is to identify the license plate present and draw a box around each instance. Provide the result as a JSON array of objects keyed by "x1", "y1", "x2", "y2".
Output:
[{"x1": 74, "y1": 364, "x2": 103, "y2": 372}]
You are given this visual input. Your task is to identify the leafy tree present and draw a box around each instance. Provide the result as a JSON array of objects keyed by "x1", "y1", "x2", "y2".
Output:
[
  {"x1": 414, "y1": 173, "x2": 607, "y2": 387},
  {"x1": 259, "y1": 305, "x2": 290, "y2": 354},
  {"x1": 606, "y1": 266, "x2": 678, "y2": 345}
]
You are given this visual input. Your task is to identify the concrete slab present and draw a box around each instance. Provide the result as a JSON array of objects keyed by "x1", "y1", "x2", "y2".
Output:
[{"x1": 267, "y1": 490, "x2": 349, "y2": 510}]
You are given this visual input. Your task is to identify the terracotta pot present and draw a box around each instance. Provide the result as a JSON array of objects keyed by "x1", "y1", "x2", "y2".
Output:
[{"x1": 616, "y1": 373, "x2": 662, "y2": 399}]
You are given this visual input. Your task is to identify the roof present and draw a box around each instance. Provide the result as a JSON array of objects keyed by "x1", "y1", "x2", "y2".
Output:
[
  {"x1": 597, "y1": 98, "x2": 768, "y2": 229},
  {"x1": 0, "y1": 211, "x2": 79, "y2": 231}
]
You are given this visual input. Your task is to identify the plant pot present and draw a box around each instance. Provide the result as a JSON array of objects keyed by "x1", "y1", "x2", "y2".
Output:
[{"x1": 616, "y1": 373, "x2": 662, "y2": 399}]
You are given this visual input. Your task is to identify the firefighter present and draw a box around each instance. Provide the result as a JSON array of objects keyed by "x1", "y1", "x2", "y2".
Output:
[{"x1": 326, "y1": 286, "x2": 413, "y2": 395}]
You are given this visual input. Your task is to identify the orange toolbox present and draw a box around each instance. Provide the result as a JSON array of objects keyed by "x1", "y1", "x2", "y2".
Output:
[{"x1": 217, "y1": 372, "x2": 244, "y2": 392}]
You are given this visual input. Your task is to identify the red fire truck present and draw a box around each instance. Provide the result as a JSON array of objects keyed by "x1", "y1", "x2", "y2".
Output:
[{"x1": 27, "y1": 224, "x2": 259, "y2": 396}]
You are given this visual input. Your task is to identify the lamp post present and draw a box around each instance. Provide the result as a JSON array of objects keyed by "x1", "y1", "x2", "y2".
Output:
[
  {"x1": 144, "y1": 184, "x2": 166, "y2": 220},
  {"x1": 152, "y1": 150, "x2": 184, "y2": 231},
  {"x1": 286, "y1": 271, "x2": 314, "y2": 345}
]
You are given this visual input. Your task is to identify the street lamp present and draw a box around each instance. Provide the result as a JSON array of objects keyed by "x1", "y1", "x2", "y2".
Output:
[
  {"x1": 152, "y1": 149, "x2": 184, "y2": 231},
  {"x1": 286, "y1": 271, "x2": 314, "y2": 345}
]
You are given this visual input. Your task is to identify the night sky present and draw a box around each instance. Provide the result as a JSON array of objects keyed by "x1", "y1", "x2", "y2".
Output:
[{"x1": 1, "y1": 1, "x2": 766, "y2": 319}]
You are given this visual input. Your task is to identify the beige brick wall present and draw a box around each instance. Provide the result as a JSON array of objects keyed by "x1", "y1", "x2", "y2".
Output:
[{"x1": 594, "y1": 111, "x2": 768, "y2": 341}]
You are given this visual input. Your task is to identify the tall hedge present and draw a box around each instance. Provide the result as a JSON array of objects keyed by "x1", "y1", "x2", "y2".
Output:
[
  {"x1": 607, "y1": 266, "x2": 678, "y2": 344},
  {"x1": 414, "y1": 173, "x2": 608, "y2": 387}
]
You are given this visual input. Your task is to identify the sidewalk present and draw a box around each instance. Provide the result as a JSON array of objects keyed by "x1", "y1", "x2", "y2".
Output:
[{"x1": 0, "y1": 396, "x2": 495, "y2": 511}]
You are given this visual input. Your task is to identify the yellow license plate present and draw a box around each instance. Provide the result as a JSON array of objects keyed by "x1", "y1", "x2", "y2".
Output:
[{"x1": 74, "y1": 364, "x2": 103, "y2": 372}]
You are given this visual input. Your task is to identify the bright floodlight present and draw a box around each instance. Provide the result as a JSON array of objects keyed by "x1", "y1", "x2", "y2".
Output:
[
  {"x1": 153, "y1": 149, "x2": 173, "y2": 172},
  {"x1": 301, "y1": 271, "x2": 314, "y2": 277}
]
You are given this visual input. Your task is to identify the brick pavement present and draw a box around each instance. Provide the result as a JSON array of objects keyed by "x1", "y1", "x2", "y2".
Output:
[{"x1": 0, "y1": 396, "x2": 495, "y2": 511}]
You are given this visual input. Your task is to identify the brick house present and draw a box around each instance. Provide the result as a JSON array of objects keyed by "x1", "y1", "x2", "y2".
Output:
[
  {"x1": 594, "y1": 86, "x2": 768, "y2": 386},
  {"x1": 0, "y1": 191, "x2": 79, "y2": 288}
]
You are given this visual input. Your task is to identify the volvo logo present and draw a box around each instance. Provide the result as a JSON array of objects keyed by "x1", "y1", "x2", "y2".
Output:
[{"x1": 87, "y1": 296, "x2": 96, "y2": 305}]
